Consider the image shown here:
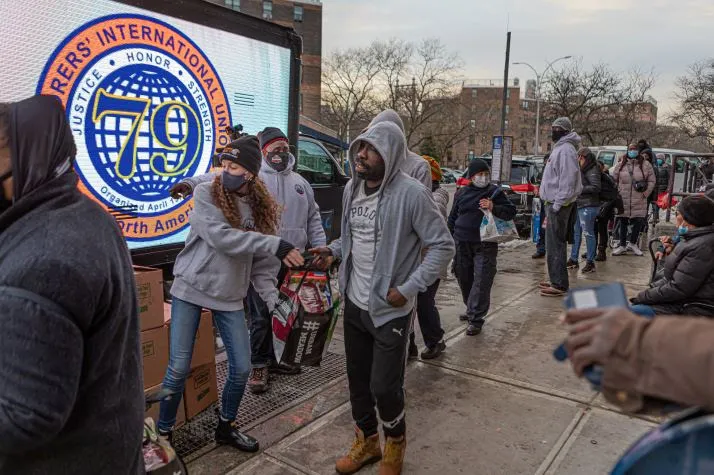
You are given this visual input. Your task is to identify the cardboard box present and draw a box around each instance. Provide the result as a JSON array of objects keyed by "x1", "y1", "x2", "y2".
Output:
[
  {"x1": 144, "y1": 384, "x2": 186, "y2": 429},
  {"x1": 141, "y1": 326, "x2": 169, "y2": 389},
  {"x1": 134, "y1": 266, "x2": 165, "y2": 331},
  {"x1": 164, "y1": 303, "x2": 216, "y2": 370},
  {"x1": 184, "y1": 363, "x2": 218, "y2": 420}
]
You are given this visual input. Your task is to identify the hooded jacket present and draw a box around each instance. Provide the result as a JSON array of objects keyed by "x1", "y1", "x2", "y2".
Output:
[
  {"x1": 633, "y1": 225, "x2": 714, "y2": 316},
  {"x1": 538, "y1": 132, "x2": 583, "y2": 212},
  {"x1": 576, "y1": 157, "x2": 602, "y2": 209},
  {"x1": 0, "y1": 96, "x2": 143, "y2": 474},
  {"x1": 171, "y1": 181, "x2": 282, "y2": 311},
  {"x1": 328, "y1": 121, "x2": 455, "y2": 327},
  {"x1": 183, "y1": 152, "x2": 326, "y2": 252},
  {"x1": 368, "y1": 110, "x2": 431, "y2": 189},
  {"x1": 613, "y1": 158, "x2": 656, "y2": 218}
]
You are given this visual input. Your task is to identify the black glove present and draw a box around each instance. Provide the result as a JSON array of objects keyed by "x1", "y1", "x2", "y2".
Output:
[{"x1": 275, "y1": 240, "x2": 295, "y2": 260}]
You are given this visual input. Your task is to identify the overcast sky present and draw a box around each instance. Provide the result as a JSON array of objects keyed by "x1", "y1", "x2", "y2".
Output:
[{"x1": 323, "y1": 0, "x2": 714, "y2": 119}]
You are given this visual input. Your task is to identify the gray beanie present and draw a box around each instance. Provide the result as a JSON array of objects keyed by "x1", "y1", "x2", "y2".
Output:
[{"x1": 552, "y1": 117, "x2": 573, "y2": 131}]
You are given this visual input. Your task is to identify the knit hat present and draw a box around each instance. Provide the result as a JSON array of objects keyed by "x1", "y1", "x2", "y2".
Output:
[
  {"x1": 678, "y1": 195, "x2": 714, "y2": 227},
  {"x1": 552, "y1": 117, "x2": 572, "y2": 131},
  {"x1": 423, "y1": 155, "x2": 443, "y2": 181},
  {"x1": 258, "y1": 127, "x2": 288, "y2": 151},
  {"x1": 215, "y1": 135, "x2": 262, "y2": 176},
  {"x1": 468, "y1": 158, "x2": 490, "y2": 177}
]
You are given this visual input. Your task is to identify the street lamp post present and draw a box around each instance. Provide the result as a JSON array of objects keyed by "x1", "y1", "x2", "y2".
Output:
[{"x1": 513, "y1": 56, "x2": 572, "y2": 155}]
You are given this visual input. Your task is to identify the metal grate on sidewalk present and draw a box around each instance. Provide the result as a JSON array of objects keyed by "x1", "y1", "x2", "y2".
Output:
[{"x1": 172, "y1": 352, "x2": 346, "y2": 459}]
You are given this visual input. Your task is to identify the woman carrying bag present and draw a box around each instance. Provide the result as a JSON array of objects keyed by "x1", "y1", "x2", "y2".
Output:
[
  {"x1": 612, "y1": 144, "x2": 655, "y2": 256},
  {"x1": 157, "y1": 136, "x2": 304, "y2": 452}
]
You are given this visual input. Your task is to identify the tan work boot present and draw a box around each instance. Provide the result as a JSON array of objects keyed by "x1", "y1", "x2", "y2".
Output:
[
  {"x1": 378, "y1": 435, "x2": 406, "y2": 475},
  {"x1": 335, "y1": 427, "x2": 381, "y2": 474}
]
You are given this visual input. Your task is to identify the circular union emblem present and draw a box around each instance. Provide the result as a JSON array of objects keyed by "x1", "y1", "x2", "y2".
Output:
[
  {"x1": 36, "y1": 14, "x2": 232, "y2": 243},
  {"x1": 295, "y1": 184, "x2": 305, "y2": 195}
]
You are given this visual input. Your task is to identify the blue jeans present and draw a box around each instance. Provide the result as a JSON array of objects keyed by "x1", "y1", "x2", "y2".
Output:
[
  {"x1": 631, "y1": 304, "x2": 656, "y2": 319},
  {"x1": 158, "y1": 297, "x2": 251, "y2": 431},
  {"x1": 571, "y1": 206, "x2": 599, "y2": 263}
]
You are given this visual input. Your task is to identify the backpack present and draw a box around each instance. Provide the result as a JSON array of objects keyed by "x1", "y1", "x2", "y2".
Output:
[{"x1": 599, "y1": 172, "x2": 619, "y2": 202}]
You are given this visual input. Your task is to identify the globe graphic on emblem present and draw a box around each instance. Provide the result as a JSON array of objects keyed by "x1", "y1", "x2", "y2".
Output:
[{"x1": 85, "y1": 64, "x2": 206, "y2": 204}]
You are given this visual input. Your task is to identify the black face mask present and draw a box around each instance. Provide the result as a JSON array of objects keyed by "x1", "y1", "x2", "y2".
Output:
[
  {"x1": 222, "y1": 171, "x2": 252, "y2": 193},
  {"x1": 552, "y1": 130, "x2": 568, "y2": 142},
  {"x1": 267, "y1": 151, "x2": 290, "y2": 171},
  {"x1": 0, "y1": 170, "x2": 12, "y2": 215}
]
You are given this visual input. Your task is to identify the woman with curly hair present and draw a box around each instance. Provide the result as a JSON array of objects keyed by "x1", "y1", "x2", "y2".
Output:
[{"x1": 157, "y1": 136, "x2": 304, "y2": 452}]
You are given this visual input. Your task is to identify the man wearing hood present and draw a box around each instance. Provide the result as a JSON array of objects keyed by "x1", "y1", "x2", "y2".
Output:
[
  {"x1": 310, "y1": 121, "x2": 454, "y2": 475},
  {"x1": 0, "y1": 97, "x2": 143, "y2": 473},
  {"x1": 538, "y1": 117, "x2": 583, "y2": 297},
  {"x1": 171, "y1": 126, "x2": 326, "y2": 393}
]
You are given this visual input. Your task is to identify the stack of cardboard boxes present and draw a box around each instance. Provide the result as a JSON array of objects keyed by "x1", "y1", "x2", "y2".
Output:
[{"x1": 134, "y1": 266, "x2": 218, "y2": 426}]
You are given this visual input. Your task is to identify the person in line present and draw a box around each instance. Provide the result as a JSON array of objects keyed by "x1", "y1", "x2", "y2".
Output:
[
  {"x1": 611, "y1": 144, "x2": 656, "y2": 256},
  {"x1": 409, "y1": 155, "x2": 449, "y2": 359},
  {"x1": 448, "y1": 158, "x2": 517, "y2": 336},
  {"x1": 593, "y1": 160, "x2": 620, "y2": 261},
  {"x1": 653, "y1": 153, "x2": 671, "y2": 216},
  {"x1": 158, "y1": 136, "x2": 304, "y2": 452},
  {"x1": 311, "y1": 120, "x2": 454, "y2": 475},
  {"x1": 532, "y1": 153, "x2": 550, "y2": 259},
  {"x1": 0, "y1": 96, "x2": 144, "y2": 473},
  {"x1": 538, "y1": 117, "x2": 583, "y2": 297},
  {"x1": 170, "y1": 127, "x2": 326, "y2": 393},
  {"x1": 563, "y1": 306, "x2": 714, "y2": 413},
  {"x1": 568, "y1": 148, "x2": 601, "y2": 273},
  {"x1": 629, "y1": 194, "x2": 714, "y2": 318},
  {"x1": 639, "y1": 147, "x2": 659, "y2": 224}
]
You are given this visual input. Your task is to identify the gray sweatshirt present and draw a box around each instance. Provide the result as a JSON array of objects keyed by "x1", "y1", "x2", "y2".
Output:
[
  {"x1": 183, "y1": 153, "x2": 326, "y2": 252},
  {"x1": 539, "y1": 131, "x2": 583, "y2": 212},
  {"x1": 329, "y1": 121, "x2": 455, "y2": 327},
  {"x1": 171, "y1": 182, "x2": 282, "y2": 311}
]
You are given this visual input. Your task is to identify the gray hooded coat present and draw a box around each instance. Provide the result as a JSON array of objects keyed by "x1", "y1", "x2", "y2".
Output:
[{"x1": 328, "y1": 121, "x2": 455, "y2": 327}]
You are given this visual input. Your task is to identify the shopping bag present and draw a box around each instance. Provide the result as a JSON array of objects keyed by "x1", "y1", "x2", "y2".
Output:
[
  {"x1": 656, "y1": 192, "x2": 678, "y2": 209},
  {"x1": 531, "y1": 197, "x2": 542, "y2": 243},
  {"x1": 271, "y1": 270, "x2": 340, "y2": 367},
  {"x1": 480, "y1": 187, "x2": 519, "y2": 243}
]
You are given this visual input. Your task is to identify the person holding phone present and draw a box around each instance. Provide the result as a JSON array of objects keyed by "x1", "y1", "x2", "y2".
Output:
[{"x1": 157, "y1": 136, "x2": 304, "y2": 452}]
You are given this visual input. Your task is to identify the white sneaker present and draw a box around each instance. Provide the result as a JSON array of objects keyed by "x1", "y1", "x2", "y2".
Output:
[
  {"x1": 627, "y1": 243, "x2": 644, "y2": 256},
  {"x1": 612, "y1": 246, "x2": 627, "y2": 256}
]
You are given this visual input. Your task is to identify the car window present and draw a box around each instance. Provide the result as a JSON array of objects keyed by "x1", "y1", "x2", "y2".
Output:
[
  {"x1": 297, "y1": 140, "x2": 335, "y2": 185},
  {"x1": 597, "y1": 151, "x2": 617, "y2": 168}
]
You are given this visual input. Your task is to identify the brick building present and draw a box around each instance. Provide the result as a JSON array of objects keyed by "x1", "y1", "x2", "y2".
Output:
[{"x1": 209, "y1": 0, "x2": 323, "y2": 122}]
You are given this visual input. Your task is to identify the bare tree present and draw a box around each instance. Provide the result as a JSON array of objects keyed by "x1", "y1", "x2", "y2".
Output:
[
  {"x1": 670, "y1": 60, "x2": 714, "y2": 151},
  {"x1": 418, "y1": 96, "x2": 472, "y2": 160},
  {"x1": 541, "y1": 60, "x2": 656, "y2": 146}
]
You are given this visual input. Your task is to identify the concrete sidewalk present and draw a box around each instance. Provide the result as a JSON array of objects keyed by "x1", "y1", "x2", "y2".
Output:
[{"x1": 190, "y1": 243, "x2": 658, "y2": 475}]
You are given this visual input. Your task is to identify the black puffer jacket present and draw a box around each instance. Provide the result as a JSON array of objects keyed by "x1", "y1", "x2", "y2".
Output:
[
  {"x1": 576, "y1": 158, "x2": 602, "y2": 208},
  {"x1": 634, "y1": 225, "x2": 714, "y2": 316}
]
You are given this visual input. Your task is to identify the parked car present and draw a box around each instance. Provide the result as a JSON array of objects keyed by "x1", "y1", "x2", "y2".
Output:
[{"x1": 440, "y1": 167, "x2": 457, "y2": 184}]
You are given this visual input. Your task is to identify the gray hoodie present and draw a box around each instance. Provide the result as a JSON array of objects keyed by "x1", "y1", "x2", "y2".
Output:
[
  {"x1": 368, "y1": 109, "x2": 431, "y2": 189},
  {"x1": 539, "y1": 131, "x2": 583, "y2": 212},
  {"x1": 182, "y1": 153, "x2": 326, "y2": 252},
  {"x1": 328, "y1": 121, "x2": 455, "y2": 327},
  {"x1": 171, "y1": 181, "x2": 282, "y2": 312}
]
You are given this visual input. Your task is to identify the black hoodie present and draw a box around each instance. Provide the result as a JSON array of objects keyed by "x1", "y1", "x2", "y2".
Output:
[{"x1": 0, "y1": 96, "x2": 143, "y2": 474}]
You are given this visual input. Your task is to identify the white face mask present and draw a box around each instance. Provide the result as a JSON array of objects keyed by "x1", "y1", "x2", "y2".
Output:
[{"x1": 472, "y1": 175, "x2": 490, "y2": 188}]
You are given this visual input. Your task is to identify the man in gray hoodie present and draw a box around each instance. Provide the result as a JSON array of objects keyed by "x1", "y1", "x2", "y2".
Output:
[
  {"x1": 538, "y1": 117, "x2": 583, "y2": 296},
  {"x1": 170, "y1": 127, "x2": 326, "y2": 393},
  {"x1": 311, "y1": 120, "x2": 454, "y2": 475}
]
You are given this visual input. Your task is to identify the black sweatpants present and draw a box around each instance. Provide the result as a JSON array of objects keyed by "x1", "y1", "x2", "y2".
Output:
[
  {"x1": 343, "y1": 297, "x2": 411, "y2": 438},
  {"x1": 411, "y1": 279, "x2": 445, "y2": 349},
  {"x1": 454, "y1": 241, "x2": 498, "y2": 325}
]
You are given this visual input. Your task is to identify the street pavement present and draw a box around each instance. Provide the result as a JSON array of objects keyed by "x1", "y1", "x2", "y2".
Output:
[{"x1": 189, "y1": 188, "x2": 661, "y2": 475}]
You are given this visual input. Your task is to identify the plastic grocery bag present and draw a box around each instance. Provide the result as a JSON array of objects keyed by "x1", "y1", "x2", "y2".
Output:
[
  {"x1": 481, "y1": 210, "x2": 519, "y2": 243},
  {"x1": 531, "y1": 197, "x2": 542, "y2": 243}
]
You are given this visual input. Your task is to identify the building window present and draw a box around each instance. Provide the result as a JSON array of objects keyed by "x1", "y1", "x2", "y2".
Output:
[
  {"x1": 468, "y1": 135, "x2": 475, "y2": 145},
  {"x1": 471, "y1": 104, "x2": 477, "y2": 113},
  {"x1": 294, "y1": 5, "x2": 304, "y2": 22},
  {"x1": 470, "y1": 119, "x2": 476, "y2": 128},
  {"x1": 522, "y1": 101, "x2": 528, "y2": 109},
  {"x1": 505, "y1": 105, "x2": 510, "y2": 114},
  {"x1": 504, "y1": 120, "x2": 509, "y2": 130},
  {"x1": 471, "y1": 89, "x2": 478, "y2": 99},
  {"x1": 224, "y1": 0, "x2": 240, "y2": 11},
  {"x1": 263, "y1": 0, "x2": 273, "y2": 19},
  {"x1": 506, "y1": 89, "x2": 511, "y2": 99}
]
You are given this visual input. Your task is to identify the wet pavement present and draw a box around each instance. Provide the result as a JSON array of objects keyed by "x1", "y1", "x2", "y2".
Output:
[{"x1": 188, "y1": 233, "x2": 660, "y2": 475}]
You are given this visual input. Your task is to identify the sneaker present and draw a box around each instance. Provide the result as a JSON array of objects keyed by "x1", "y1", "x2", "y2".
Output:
[
  {"x1": 566, "y1": 259, "x2": 579, "y2": 269},
  {"x1": 538, "y1": 281, "x2": 552, "y2": 289},
  {"x1": 582, "y1": 262, "x2": 596, "y2": 273},
  {"x1": 612, "y1": 246, "x2": 627, "y2": 256},
  {"x1": 420, "y1": 340, "x2": 446, "y2": 360},
  {"x1": 595, "y1": 248, "x2": 607, "y2": 262},
  {"x1": 627, "y1": 242, "x2": 644, "y2": 256},
  {"x1": 466, "y1": 323, "x2": 483, "y2": 336},
  {"x1": 379, "y1": 435, "x2": 406, "y2": 475},
  {"x1": 270, "y1": 361, "x2": 302, "y2": 375},
  {"x1": 248, "y1": 367, "x2": 269, "y2": 394},
  {"x1": 540, "y1": 286, "x2": 567, "y2": 297},
  {"x1": 532, "y1": 252, "x2": 546, "y2": 259},
  {"x1": 335, "y1": 427, "x2": 382, "y2": 474}
]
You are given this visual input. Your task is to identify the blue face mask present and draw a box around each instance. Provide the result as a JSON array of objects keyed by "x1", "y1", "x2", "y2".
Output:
[
  {"x1": 627, "y1": 150, "x2": 639, "y2": 159},
  {"x1": 222, "y1": 171, "x2": 251, "y2": 192},
  {"x1": 656, "y1": 159, "x2": 664, "y2": 166},
  {"x1": 678, "y1": 225, "x2": 688, "y2": 235}
]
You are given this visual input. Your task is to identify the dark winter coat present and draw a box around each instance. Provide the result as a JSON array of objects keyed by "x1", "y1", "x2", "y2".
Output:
[
  {"x1": 0, "y1": 96, "x2": 144, "y2": 474},
  {"x1": 576, "y1": 159, "x2": 602, "y2": 209},
  {"x1": 448, "y1": 183, "x2": 517, "y2": 243},
  {"x1": 655, "y1": 164, "x2": 671, "y2": 194},
  {"x1": 633, "y1": 225, "x2": 714, "y2": 316}
]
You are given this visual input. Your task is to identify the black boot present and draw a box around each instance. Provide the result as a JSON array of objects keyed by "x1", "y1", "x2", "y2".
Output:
[
  {"x1": 215, "y1": 419, "x2": 259, "y2": 452},
  {"x1": 595, "y1": 248, "x2": 607, "y2": 262}
]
